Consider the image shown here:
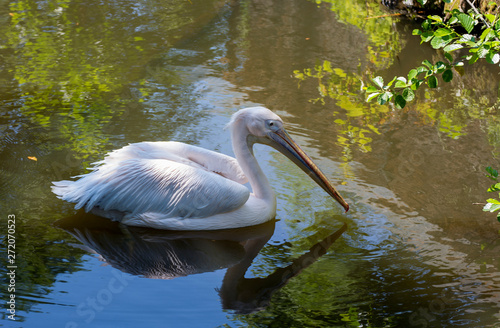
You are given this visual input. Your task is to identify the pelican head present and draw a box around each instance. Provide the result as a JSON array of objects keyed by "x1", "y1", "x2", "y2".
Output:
[{"x1": 229, "y1": 107, "x2": 349, "y2": 212}]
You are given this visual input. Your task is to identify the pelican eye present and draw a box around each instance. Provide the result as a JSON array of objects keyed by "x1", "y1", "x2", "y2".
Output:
[{"x1": 265, "y1": 119, "x2": 280, "y2": 131}]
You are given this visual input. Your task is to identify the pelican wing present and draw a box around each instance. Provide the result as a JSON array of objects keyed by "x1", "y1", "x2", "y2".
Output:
[
  {"x1": 99, "y1": 141, "x2": 248, "y2": 184},
  {"x1": 52, "y1": 144, "x2": 251, "y2": 219}
]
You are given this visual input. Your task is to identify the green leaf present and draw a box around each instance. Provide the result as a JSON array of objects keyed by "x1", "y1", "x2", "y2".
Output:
[
  {"x1": 377, "y1": 91, "x2": 392, "y2": 105},
  {"x1": 487, "y1": 52, "x2": 500, "y2": 64},
  {"x1": 386, "y1": 76, "x2": 398, "y2": 87},
  {"x1": 429, "y1": 15, "x2": 443, "y2": 22},
  {"x1": 395, "y1": 79, "x2": 407, "y2": 88},
  {"x1": 434, "y1": 28, "x2": 453, "y2": 37},
  {"x1": 449, "y1": 16, "x2": 458, "y2": 25},
  {"x1": 497, "y1": 212, "x2": 500, "y2": 222},
  {"x1": 487, "y1": 183, "x2": 500, "y2": 192},
  {"x1": 417, "y1": 66, "x2": 427, "y2": 74},
  {"x1": 435, "y1": 61, "x2": 447, "y2": 73},
  {"x1": 422, "y1": 60, "x2": 433, "y2": 69},
  {"x1": 421, "y1": 32, "x2": 434, "y2": 43},
  {"x1": 366, "y1": 86, "x2": 378, "y2": 93},
  {"x1": 487, "y1": 198, "x2": 500, "y2": 205},
  {"x1": 372, "y1": 76, "x2": 384, "y2": 89},
  {"x1": 459, "y1": 34, "x2": 475, "y2": 43},
  {"x1": 402, "y1": 88, "x2": 415, "y2": 102},
  {"x1": 397, "y1": 77, "x2": 407, "y2": 84},
  {"x1": 394, "y1": 81, "x2": 407, "y2": 88},
  {"x1": 443, "y1": 43, "x2": 463, "y2": 52},
  {"x1": 457, "y1": 13, "x2": 475, "y2": 33},
  {"x1": 442, "y1": 69, "x2": 453, "y2": 82},
  {"x1": 422, "y1": 19, "x2": 432, "y2": 30},
  {"x1": 408, "y1": 69, "x2": 418, "y2": 80},
  {"x1": 477, "y1": 46, "x2": 490, "y2": 58},
  {"x1": 487, "y1": 166, "x2": 498, "y2": 178},
  {"x1": 428, "y1": 75, "x2": 438, "y2": 88},
  {"x1": 394, "y1": 95, "x2": 406, "y2": 109},
  {"x1": 444, "y1": 52, "x2": 453, "y2": 63},
  {"x1": 376, "y1": 93, "x2": 386, "y2": 105},
  {"x1": 411, "y1": 79, "x2": 424, "y2": 90},
  {"x1": 480, "y1": 27, "x2": 494, "y2": 42},
  {"x1": 366, "y1": 92, "x2": 381, "y2": 102},
  {"x1": 431, "y1": 35, "x2": 453, "y2": 49},
  {"x1": 485, "y1": 13, "x2": 496, "y2": 24},
  {"x1": 412, "y1": 29, "x2": 422, "y2": 35},
  {"x1": 483, "y1": 203, "x2": 500, "y2": 212},
  {"x1": 469, "y1": 53, "x2": 479, "y2": 64}
]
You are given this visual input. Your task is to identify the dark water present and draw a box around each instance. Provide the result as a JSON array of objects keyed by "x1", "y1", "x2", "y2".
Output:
[{"x1": 1, "y1": 0, "x2": 500, "y2": 327}]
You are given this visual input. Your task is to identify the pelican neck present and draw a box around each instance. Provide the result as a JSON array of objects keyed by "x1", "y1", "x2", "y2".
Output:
[{"x1": 231, "y1": 126, "x2": 275, "y2": 201}]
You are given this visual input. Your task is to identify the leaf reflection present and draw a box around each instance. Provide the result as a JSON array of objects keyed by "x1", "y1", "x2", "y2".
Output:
[
  {"x1": 293, "y1": 0, "x2": 500, "y2": 163},
  {"x1": 2, "y1": 0, "x2": 226, "y2": 164},
  {"x1": 293, "y1": 59, "x2": 500, "y2": 167}
]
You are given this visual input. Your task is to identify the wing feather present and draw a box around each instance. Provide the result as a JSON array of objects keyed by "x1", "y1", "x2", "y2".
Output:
[
  {"x1": 99, "y1": 142, "x2": 248, "y2": 184},
  {"x1": 53, "y1": 158, "x2": 250, "y2": 219}
]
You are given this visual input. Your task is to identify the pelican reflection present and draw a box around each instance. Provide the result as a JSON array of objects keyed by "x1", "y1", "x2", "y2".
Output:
[{"x1": 56, "y1": 212, "x2": 347, "y2": 313}]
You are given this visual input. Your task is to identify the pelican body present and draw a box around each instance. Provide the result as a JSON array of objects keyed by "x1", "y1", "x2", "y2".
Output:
[{"x1": 52, "y1": 107, "x2": 349, "y2": 230}]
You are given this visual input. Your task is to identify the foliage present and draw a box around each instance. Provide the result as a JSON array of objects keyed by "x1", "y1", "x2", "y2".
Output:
[
  {"x1": 291, "y1": 2, "x2": 500, "y2": 183},
  {"x1": 366, "y1": 2, "x2": 500, "y2": 109},
  {"x1": 292, "y1": 59, "x2": 484, "y2": 162},
  {"x1": 484, "y1": 166, "x2": 500, "y2": 221}
]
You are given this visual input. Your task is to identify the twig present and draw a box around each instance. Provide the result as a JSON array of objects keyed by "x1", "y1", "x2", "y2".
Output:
[{"x1": 465, "y1": 0, "x2": 500, "y2": 42}]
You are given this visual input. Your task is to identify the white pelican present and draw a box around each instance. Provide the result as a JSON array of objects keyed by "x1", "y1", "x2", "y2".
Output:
[{"x1": 52, "y1": 107, "x2": 349, "y2": 230}]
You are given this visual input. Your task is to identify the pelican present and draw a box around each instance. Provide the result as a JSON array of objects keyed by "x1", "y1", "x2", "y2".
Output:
[{"x1": 52, "y1": 107, "x2": 349, "y2": 230}]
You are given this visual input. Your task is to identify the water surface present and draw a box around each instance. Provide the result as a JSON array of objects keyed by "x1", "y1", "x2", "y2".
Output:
[{"x1": 1, "y1": 0, "x2": 500, "y2": 327}]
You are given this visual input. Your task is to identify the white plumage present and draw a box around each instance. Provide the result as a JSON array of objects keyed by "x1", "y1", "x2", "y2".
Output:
[{"x1": 52, "y1": 107, "x2": 349, "y2": 230}]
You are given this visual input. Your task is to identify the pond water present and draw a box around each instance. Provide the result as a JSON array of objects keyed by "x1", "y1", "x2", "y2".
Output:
[{"x1": 1, "y1": 0, "x2": 500, "y2": 327}]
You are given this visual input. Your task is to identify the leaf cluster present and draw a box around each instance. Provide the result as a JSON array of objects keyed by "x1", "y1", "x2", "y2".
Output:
[
  {"x1": 484, "y1": 166, "x2": 500, "y2": 221},
  {"x1": 366, "y1": 2, "x2": 500, "y2": 108}
]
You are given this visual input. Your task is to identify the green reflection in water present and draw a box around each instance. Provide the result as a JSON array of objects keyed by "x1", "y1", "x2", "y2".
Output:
[
  {"x1": 293, "y1": 0, "x2": 500, "y2": 168},
  {"x1": 293, "y1": 60, "x2": 498, "y2": 159},
  {"x1": 3, "y1": 0, "x2": 226, "y2": 163},
  {"x1": 312, "y1": 0, "x2": 403, "y2": 71},
  {"x1": 292, "y1": 0, "x2": 404, "y2": 174},
  {"x1": 6, "y1": 0, "x2": 144, "y2": 162},
  {"x1": 294, "y1": 62, "x2": 385, "y2": 178},
  {"x1": 293, "y1": 31, "x2": 500, "y2": 171}
]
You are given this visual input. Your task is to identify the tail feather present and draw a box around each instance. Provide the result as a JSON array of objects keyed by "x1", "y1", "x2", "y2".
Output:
[
  {"x1": 52, "y1": 180, "x2": 88, "y2": 210},
  {"x1": 51, "y1": 180, "x2": 74, "y2": 199}
]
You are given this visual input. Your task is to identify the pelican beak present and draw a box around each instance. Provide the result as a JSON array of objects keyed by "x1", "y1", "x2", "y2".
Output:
[{"x1": 264, "y1": 128, "x2": 349, "y2": 212}]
